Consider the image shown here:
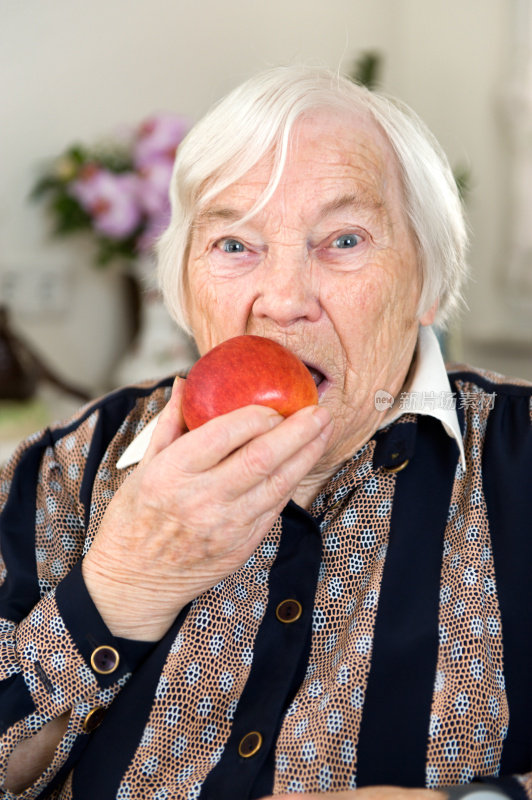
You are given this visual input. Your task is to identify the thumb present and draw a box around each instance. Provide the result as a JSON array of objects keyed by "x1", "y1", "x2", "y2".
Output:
[{"x1": 143, "y1": 377, "x2": 187, "y2": 464}]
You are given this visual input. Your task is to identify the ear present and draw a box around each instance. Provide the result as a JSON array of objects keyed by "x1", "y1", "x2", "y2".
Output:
[{"x1": 419, "y1": 299, "x2": 439, "y2": 327}]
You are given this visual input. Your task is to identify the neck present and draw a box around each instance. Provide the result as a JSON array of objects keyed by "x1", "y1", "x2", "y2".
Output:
[{"x1": 292, "y1": 467, "x2": 338, "y2": 510}]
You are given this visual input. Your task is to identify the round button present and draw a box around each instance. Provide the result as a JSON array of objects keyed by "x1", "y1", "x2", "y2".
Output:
[
  {"x1": 382, "y1": 458, "x2": 409, "y2": 474},
  {"x1": 82, "y1": 706, "x2": 106, "y2": 733},
  {"x1": 90, "y1": 645, "x2": 120, "y2": 675},
  {"x1": 276, "y1": 599, "x2": 302, "y2": 624},
  {"x1": 238, "y1": 731, "x2": 263, "y2": 758}
]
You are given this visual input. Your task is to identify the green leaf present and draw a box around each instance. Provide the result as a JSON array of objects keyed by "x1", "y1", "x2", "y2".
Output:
[
  {"x1": 51, "y1": 194, "x2": 92, "y2": 234},
  {"x1": 453, "y1": 165, "x2": 471, "y2": 202},
  {"x1": 67, "y1": 144, "x2": 89, "y2": 165},
  {"x1": 30, "y1": 176, "x2": 63, "y2": 199},
  {"x1": 93, "y1": 229, "x2": 141, "y2": 266},
  {"x1": 350, "y1": 51, "x2": 382, "y2": 90}
]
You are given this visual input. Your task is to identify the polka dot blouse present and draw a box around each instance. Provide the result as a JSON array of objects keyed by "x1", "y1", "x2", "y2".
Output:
[{"x1": 0, "y1": 366, "x2": 531, "y2": 800}]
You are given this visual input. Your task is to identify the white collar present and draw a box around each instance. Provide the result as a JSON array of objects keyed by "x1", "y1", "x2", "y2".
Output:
[
  {"x1": 377, "y1": 325, "x2": 466, "y2": 469},
  {"x1": 117, "y1": 326, "x2": 465, "y2": 471}
]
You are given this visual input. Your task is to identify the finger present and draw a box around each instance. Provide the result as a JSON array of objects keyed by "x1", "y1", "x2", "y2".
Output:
[
  {"x1": 264, "y1": 415, "x2": 334, "y2": 502},
  {"x1": 233, "y1": 415, "x2": 333, "y2": 526},
  {"x1": 175, "y1": 404, "x2": 285, "y2": 473},
  {"x1": 220, "y1": 404, "x2": 332, "y2": 501},
  {"x1": 143, "y1": 377, "x2": 187, "y2": 464}
]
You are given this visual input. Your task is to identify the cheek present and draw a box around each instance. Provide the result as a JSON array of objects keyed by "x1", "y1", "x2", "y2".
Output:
[
  {"x1": 186, "y1": 264, "x2": 219, "y2": 352},
  {"x1": 324, "y1": 258, "x2": 420, "y2": 350},
  {"x1": 362, "y1": 252, "x2": 421, "y2": 320},
  {"x1": 327, "y1": 271, "x2": 395, "y2": 329},
  {"x1": 186, "y1": 262, "x2": 253, "y2": 354}
]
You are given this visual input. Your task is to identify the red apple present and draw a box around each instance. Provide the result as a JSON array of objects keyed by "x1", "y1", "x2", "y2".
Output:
[{"x1": 182, "y1": 335, "x2": 319, "y2": 430}]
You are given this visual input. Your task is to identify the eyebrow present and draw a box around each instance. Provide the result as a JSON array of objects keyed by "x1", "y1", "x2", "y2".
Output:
[
  {"x1": 319, "y1": 191, "x2": 385, "y2": 217},
  {"x1": 195, "y1": 190, "x2": 385, "y2": 228},
  {"x1": 196, "y1": 206, "x2": 243, "y2": 224}
]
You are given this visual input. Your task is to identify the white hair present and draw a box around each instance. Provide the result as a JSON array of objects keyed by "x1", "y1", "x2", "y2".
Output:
[{"x1": 157, "y1": 65, "x2": 468, "y2": 333}]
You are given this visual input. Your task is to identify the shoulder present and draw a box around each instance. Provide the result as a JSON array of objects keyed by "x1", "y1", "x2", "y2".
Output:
[
  {"x1": 445, "y1": 364, "x2": 531, "y2": 465},
  {"x1": 58, "y1": 374, "x2": 173, "y2": 436},
  {"x1": 0, "y1": 377, "x2": 174, "y2": 514},
  {"x1": 447, "y1": 363, "x2": 532, "y2": 429},
  {"x1": 447, "y1": 363, "x2": 532, "y2": 398}
]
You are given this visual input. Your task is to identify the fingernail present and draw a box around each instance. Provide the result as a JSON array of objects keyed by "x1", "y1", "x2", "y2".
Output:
[
  {"x1": 312, "y1": 405, "x2": 331, "y2": 428},
  {"x1": 319, "y1": 418, "x2": 334, "y2": 440}
]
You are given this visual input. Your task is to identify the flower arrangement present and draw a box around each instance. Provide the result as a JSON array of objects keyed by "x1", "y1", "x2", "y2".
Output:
[{"x1": 31, "y1": 113, "x2": 189, "y2": 265}]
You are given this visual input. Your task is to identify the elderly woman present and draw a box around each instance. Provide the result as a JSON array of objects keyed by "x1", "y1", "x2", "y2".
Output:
[{"x1": 1, "y1": 66, "x2": 531, "y2": 800}]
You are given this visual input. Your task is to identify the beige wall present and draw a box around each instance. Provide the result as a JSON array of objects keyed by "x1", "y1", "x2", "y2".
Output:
[{"x1": 1, "y1": 0, "x2": 530, "y2": 391}]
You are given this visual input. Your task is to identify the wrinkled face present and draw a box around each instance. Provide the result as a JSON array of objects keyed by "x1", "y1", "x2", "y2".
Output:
[{"x1": 185, "y1": 110, "x2": 436, "y2": 473}]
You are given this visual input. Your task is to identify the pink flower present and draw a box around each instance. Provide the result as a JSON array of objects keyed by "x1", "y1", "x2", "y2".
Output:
[
  {"x1": 134, "y1": 113, "x2": 189, "y2": 167},
  {"x1": 70, "y1": 167, "x2": 142, "y2": 239},
  {"x1": 136, "y1": 213, "x2": 171, "y2": 253},
  {"x1": 69, "y1": 163, "x2": 102, "y2": 207},
  {"x1": 137, "y1": 156, "x2": 173, "y2": 218},
  {"x1": 135, "y1": 154, "x2": 176, "y2": 251}
]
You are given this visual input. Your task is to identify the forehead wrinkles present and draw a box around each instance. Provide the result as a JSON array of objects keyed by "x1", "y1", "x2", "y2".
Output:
[
  {"x1": 193, "y1": 113, "x2": 404, "y2": 237},
  {"x1": 293, "y1": 108, "x2": 396, "y2": 182}
]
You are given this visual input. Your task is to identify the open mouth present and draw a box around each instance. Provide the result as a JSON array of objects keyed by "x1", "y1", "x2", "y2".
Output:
[{"x1": 304, "y1": 363, "x2": 330, "y2": 398}]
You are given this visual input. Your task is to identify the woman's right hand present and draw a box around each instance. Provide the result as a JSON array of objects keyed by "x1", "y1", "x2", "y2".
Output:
[{"x1": 82, "y1": 378, "x2": 332, "y2": 642}]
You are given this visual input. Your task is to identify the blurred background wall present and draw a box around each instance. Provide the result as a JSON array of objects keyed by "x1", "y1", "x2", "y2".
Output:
[{"x1": 1, "y1": 0, "x2": 531, "y2": 414}]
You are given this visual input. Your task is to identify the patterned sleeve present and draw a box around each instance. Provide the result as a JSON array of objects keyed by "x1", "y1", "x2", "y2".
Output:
[
  {"x1": 515, "y1": 776, "x2": 532, "y2": 800},
  {"x1": 0, "y1": 417, "x2": 153, "y2": 797}
]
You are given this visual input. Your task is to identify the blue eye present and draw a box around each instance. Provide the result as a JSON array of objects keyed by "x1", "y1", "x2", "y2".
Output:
[
  {"x1": 332, "y1": 233, "x2": 361, "y2": 249},
  {"x1": 219, "y1": 238, "x2": 246, "y2": 253}
]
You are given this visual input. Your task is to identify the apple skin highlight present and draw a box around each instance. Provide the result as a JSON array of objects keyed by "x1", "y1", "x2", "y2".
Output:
[{"x1": 182, "y1": 335, "x2": 319, "y2": 430}]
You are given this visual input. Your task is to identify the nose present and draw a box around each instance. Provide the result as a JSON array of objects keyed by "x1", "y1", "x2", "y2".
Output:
[{"x1": 251, "y1": 251, "x2": 322, "y2": 328}]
